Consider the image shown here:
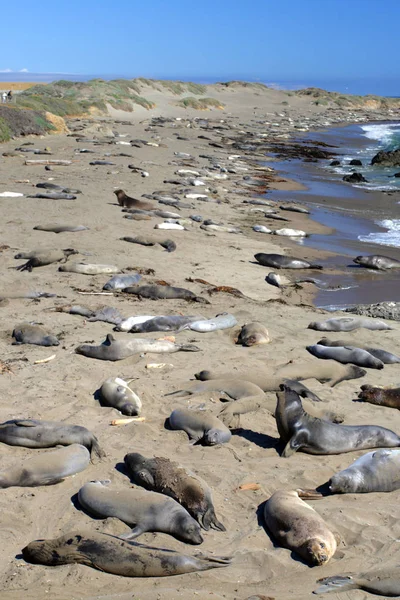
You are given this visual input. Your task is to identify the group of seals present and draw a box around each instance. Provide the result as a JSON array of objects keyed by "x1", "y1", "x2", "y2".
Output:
[{"x1": 306, "y1": 344, "x2": 385, "y2": 369}]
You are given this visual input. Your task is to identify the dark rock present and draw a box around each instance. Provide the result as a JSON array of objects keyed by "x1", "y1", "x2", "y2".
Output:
[
  {"x1": 371, "y1": 149, "x2": 400, "y2": 167},
  {"x1": 330, "y1": 160, "x2": 341, "y2": 166},
  {"x1": 395, "y1": 172, "x2": 400, "y2": 177},
  {"x1": 343, "y1": 172, "x2": 367, "y2": 183},
  {"x1": 349, "y1": 159, "x2": 362, "y2": 166}
]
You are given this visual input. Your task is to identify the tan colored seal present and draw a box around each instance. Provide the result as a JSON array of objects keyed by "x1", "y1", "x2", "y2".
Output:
[{"x1": 237, "y1": 322, "x2": 270, "y2": 346}]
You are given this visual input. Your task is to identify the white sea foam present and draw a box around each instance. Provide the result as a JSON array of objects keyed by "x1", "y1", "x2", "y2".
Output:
[
  {"x1": 361, "y1": 123, "x2": 400, "y2": 145},
  {"x1": 358, "y1": 218, "x2": 400, "y2": 247}
]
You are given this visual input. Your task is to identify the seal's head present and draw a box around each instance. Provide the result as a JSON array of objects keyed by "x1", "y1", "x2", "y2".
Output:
[
  {"x1": 353, "y1": 256, "x2": 364, "y2": 266},
  {"x1": 174, "y1": 513, "x2": 203, "y2": 545},
  {"x1": 330, "y1": 472, "x2": 357, "y2": 494},
  {"x1": 124, "y1": 453, "x2": 155, "y2": 487},
  {"x1": 204, "y1": 428, "x2": 231, "y2": 445},
  {"x1": 302, "y1": 538, "x2": 331, "y2": 566},
  {"x1": 113, "y1": 189, "x2": 126, "y2": 205}
]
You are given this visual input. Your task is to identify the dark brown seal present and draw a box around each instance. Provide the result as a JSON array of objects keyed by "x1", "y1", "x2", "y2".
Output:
[{"x1": 358, "y1": 384, "x2": 400, "y2": 409}]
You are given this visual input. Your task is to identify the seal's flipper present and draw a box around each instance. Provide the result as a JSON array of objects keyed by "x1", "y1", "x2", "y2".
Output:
[
  {"x1": 118, "y1": 525, "x2": 144, "y2": 540},
  {"x1": 297, "y1": 488, "x2": 324, "y2": 500},
  {"x1": 282, "y1": 434, "x2": 305, "y2": 457},
  {"x1": 179, "y1": 344, "x2": 201, "y2": 352},
  {"x1": 313, "y1": 575, "x2": 357, "y2": 594},
  {"x1": 14, "y1": 420, "x2": 38, "y2": 427}
]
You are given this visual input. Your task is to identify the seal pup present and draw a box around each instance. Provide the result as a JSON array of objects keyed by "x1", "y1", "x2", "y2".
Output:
[
  {"x1": 314, "y1": 568, "x2": 400, "y2": 596},
  {"x1": 329, "y1": 449, "x2": 400, "y2": 493},
  {"x1": 76, "y1": 333, "x2": 200, "y2": 361},
  {"x1": 0, "y1": 444, "x2": 90, "y2": 487},
  {"x1": 113, "y1": 189, "x2": 155, "y2": 210},
  {"x1": 264, "y1": 490, "x2": 337, "y2": 566},
  {"x1": 59, "y1": 262, "x2": 121, "y2": 275},
  {"x1": 123, "y1": 284, "x2": 208, "y2": 303},
  {"x1": 353, "y1": 255, "x2": 400, "y2": 270},
  {"x1": 306, "y1": 344, "x2": 384, "y2": 370},
  {"x1": 308, "y1": 317, "x2": 392, "y2": 331},
  {"x1": 168, "y1": 408, "x2": 232, "y2": 445},
  {"x1": 185, "y1": 313, "x2": 237, "y2": 332},
  {"x1": 15, "y1": 248, "x2": 77, "y2": 271},
  {"x1": 265, "y1": 272, "x2": 282, "y2": 288},
  {"x1": 99, "y1": 377, "x2": 142, "y2": 415},
  {"x1": 33, "y1": 224, "x2": 89, "y2": 233},
  {"x1": 124, "y1": 452, "x2": 225, "y2": 531},
  {"x1": 12, "y1": 323, "x2": 59, "y2": 346},
  {"x1": 358, "y1": 384, "x2": 400, "y2": 409},
  {"x1": 0, "y1": 419, "x2": 103, "y2": 458},
  {"x1": 78, "y1": 481, "x2": 203, "y2": 544},
  {"x1": 237, "y1": 322, "x2": 270, "y2": 346},
  {"x1": 276, "y1": 385, "x2": 400, "y2": 457},
  {"x1": 317, "y1": 338, "x2": 400, "y2": 364},
  {"x1": 103, "y1": 273, "x2": 141, "y2": 290},
  {"x1": 22, "y1": 530, "x2": 231, "y2": 577},
  {"x1": 125, "y1": 315, "x2": 205, "y2": 333},
  {"x1": 254, "y1": 253, "x2": 322, "y2": 270}
]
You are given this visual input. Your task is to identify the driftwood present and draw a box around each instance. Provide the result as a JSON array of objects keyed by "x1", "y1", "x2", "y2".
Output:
[{"x1": 25, "y1": 160, "x2": 73, "y2": 166}]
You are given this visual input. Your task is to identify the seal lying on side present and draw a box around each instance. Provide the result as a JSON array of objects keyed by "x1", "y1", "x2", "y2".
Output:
[
  {"x1": 99, "y1": 377, "x2": 142, "y2": 415},
  {"x1": 317, "y1": 338, "x2": 400, "y2": 364},
  {"x1": 353, "y1": 254, "x2": 400, "y2": 270},
  {"x1": 308, "y1": 317, "x2": 392, "y2": 331},
  {"x1": 237, "y1": 322, "x2": 270, "y2": 346},
  {"x1": 306, "y1": 344, "x2": 384, "y2": 370},
  {"x1": 103, "y1": 273, "x2": 141, "y2": 290},
  {"x1": 254, "y1": 253, "x2": 322, "y2": 270},
  {"x1": 33, "y1": 224, "x2": 89, "y2": 233},
  {"x1": 12, "y1": 323, "x2": 59, "y2": 346},
  {"x1": 358, "y1": 384, "x2": 400, "y2": 409},
  {"x1": 124, "y1": 452, "x2": 225, "y2": 531},
  {"x1": 78, "y1": 480, "x2": 203, "y2": 544},
  {"x1": 15, "y1": 248, "x2": 77, "y2": 271},
  {"x1": 0, "y1": 419, "x2": 103, "y2": 458},
  {"x1": 168, "y1": 409, "x2": 232, "y2": 445},
  {"x1": 22, "y1": 530, "x2": 231, "y2": 577},
  {"x1": 0, "y1": 444, "x2": 90, "y2": 487},
  {"x1": 329, "y1": 449, "x2": 400, "y2": 493},
  {"x1": 276, "y1": 385, "x2": 400, "y2": 457},
  {"x1": 59, "y1": 262, "x2": 121, "y2": 275},
  {"x1": 76, "y1": 333, "x2": 200, "y2": 361},
  {"x1": 184, "y1": 313, "x2": 237, "y2": 332},
  {"x1": 314, "y1": 568, "x2": 400, "y2": 596},
  {"x1": 123, "y1": 284, "x2": 207, "y2": 303},
  {"x1": 264, "y1": 490, "x2": 337, "y2": 566},
  {"x1": 127, "y1": 315, "x2": 205, "y2": 333}
]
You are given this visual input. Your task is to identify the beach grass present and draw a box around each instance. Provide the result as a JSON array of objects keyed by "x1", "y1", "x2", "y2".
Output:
[{"x1": 177, "y1": 96, "x2": 224, "y2": 109}]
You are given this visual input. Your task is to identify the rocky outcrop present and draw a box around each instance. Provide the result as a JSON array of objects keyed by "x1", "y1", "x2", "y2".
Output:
[
  {"x1": 345, "y1": 301, "x2": 400, "y2": 321},
  {"x1": 343, "y1": 172, "x2": 367, "y2": 183},
  {"x1": 371, "y1": 149, "x2": 400, "y2": 167},
  {"x1": 349, "y1": 159, "x2": 362, "y2": 166},
  {"x1": 330, "y1": 160, "x2": 341, "y2": 166}
]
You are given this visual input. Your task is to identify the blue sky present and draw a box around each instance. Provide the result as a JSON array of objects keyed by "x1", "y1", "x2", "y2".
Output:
[{"x1": 1, "y1": 0, "x2": 399, "y2": 94}]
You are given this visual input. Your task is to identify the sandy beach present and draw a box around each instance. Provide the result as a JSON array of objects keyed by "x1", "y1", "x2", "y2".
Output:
[{"x1": 1, "y1": 83, "x2": 400, "y2": 600}]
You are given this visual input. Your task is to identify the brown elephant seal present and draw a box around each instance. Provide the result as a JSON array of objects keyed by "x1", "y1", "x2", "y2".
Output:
[
  {"x1": 33, "y1": 224, "x2": 89, "y2": 233},
  {"x1": 308, "y1": 317, "x2": 392, "y2": 331},
  {"x1": 114, "y1": 189, "x2": 155, "y2": 210},
  {"x1": 0, "y1": 444, "x2": 90, "y2": 487},
  {"x1": 353, "y1": 254, "x2": 400, "y2": 270},
  {"x1": 15, "y1": 248, "x2": 77, "y2": 271},
  {"x1": 317, "y1": 338, "x2": 400, "y2": 364},
  {"x1": 99, "y1": 377, "x2": 142, "y2": 415},
  {"x1": 124, "y1": 452, "x2": 225, "y2": 531},
  {"x1": 358, "y1": 384, "x2": 400, "y2": 409},
  {"x1": 76, "y1": 333, "x2": 200, "y2": 361},
  {"x1": 314, "y1": 568, "x2": 400, "y2": 596},
  {"x1": 264, "y1": 490, "x2": 337, "y2": 566},
  {"x1": 306, "y1": 344, "x2": 384, "y2": 370},
  {"x1": 168, "y1": 409, "x2": 232, "y2": 445},
  {"x1": 254, "y1": 253, "x2": 323, "y2": 270},
  {"x1": 123, "y1": 284, "x2": 208, "y2": 303},
  {"x1": 12, "y1": 323, "x2": 59, "y2": 346},
  {"x1": 22, "y1": 530, "x2": 231, "y2": 577},
  {"x1": 0, "y1": 419, "x2": 103, "y2": 458},
  {"x1": 237, "y1": 322, "x2": 270, "y2": 346},
  {"x1": 277, "y1": 385, "x2": 400, "y2": 457},
  {"x1": 78, "y1": 481, "x2": 203, "y2": 544}
]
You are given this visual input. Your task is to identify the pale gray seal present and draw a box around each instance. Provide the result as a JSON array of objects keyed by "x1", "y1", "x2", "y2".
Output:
[
  {"x1": 0, "y1": 444, "x2": 90, "y2": 487},
  {"x1": 127, "y1": 315, "x2": 205, "y2": 333},
  {"x1": 12, "y1": 323, "x2": 59, "y2": 346},
  {"x1": 59, "y1": 262, "x2": 120, "y2": 275},
  {"x1": 277, "y1": 385, "x2": 400, "y2": 457},
  {"x1": 317, "y1": 338, "x2": 400, "y2": 364},
  {"x1": 0, "y1": 419, "x2": 103, "y2": 458},
  {"x1": 329, "y1": 449, "x2": 400, "y2": 493},
  {"x1": 33, "y1": 224, "x2": 89, "y2": 233},
  {"x1": 78, "y1": 481, "x2": 203, "y2": 544},
  {"x1": 254, "y1": 253, "x2": 322, "y2": 269},
  {"x1": 308, "y1": 317, "x2": 392, "y2": 331},
  {"x1": 353, "y1": 255, "x2": 400, "y2": 270},
  {"x1": 22, "y1": 530, "x2": 231, "y2": 577},
  {"x1": 358, "y1": 384, "x2": 400, "y2": 409},
  {"x1": 168, "y1": 409, "x2": 232, "y2": 445},
  {"x1": 264, "y1": 490, "x2": 337, "y2": 566},
  {"x1": 185, "y1": 313, "x2": 237, "y2": 332},
  {"x1": 103, "y1": 274, "x2": 141, "y2": 290},
  {"x1": 237, "y1": 322, "x2": 270, "y2": 346},
  {"x1": 99, "y1": 377, "x2": 142, "y2": 415},
  {"x1": 124, "y1": 452, "x2": 225, "y2": 531},
  {"x1": 314, "y1": 568, "x2": 400, "y2": 596},
  {"x1": 306, "y1": 344, "x2": 384, "y2": 369},
  {"x1": 76, "y1": 333, "x2": 200, "y2": 361},
  {"x1": 265, "y1": 272, "x2": 282, "y2": 288}
]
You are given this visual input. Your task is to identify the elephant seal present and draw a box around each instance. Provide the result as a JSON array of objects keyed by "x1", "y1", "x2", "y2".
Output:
[
  {"x1": 0, "y1": 419, "x2": 103, "y2": 458},
  {"x1": 317, "y1": 338, "x2": 400, "y2": 364},
  {"x1": 168, "y1": 409, "x2": 232, "y2": 445},
  {"x1": 15, "y1": 248, "x2": 77, "y2": 271},
  {"x1": 358, "y1": 384, "x2": 400, "y2": 409},
  {"x1": 114, "y1": 189, "x2": 155, "y2": 210},
  {"x1": 276, "y1": 385, "x2": 400, "y2": 457},
  {"x1": 0, "y1": 444, "x2": 90, "y2": 487},
  {"x1": 33, "y1": 224, "x2": 89, "y2": 233},
  {"x1": 166, "y1": 379, "x2": 265, "y2": 403},
  {"x1": 308, "y1": 317, "x2": 392, "y2": 331},
  {"x1": 76, "y1": 333, "x2": 200, "y2": 361},
  {"x1": 12, "y1": 323, "x2": 59, "y2": 346},
  {"x1": 306, "y1": 344, "x2": 384, "y2": 370},
  {"x1": 99, "y1": 377, "x2": 142, "y2": 415},
  {"x1": 264, "y1": 490, "x2": 337, "y2": 566},
  {"x1": 127, "y1": 315, "x2": 205, "y2": 333},
  {"x1": 123, "y1": 284, "x2": 208, "y2": 303},
  {"x1": 237, "y1": 322, "x2": 270, "y2": 346},
  {"x1": 254, "y1": 253, "x2": 322, "y2": 270},
  {"x1": 124, "y1": 452, "x2": 225, "y2": 531},
  {"x1": 22, "y1": 530, "x2": 231, "y2": 577},
  {"x1": 103, "y1": 274, "x2": 141, "y2": 290},
  {"x1": 314, "y1": 568, "x2": 400, "y2": 596},
  {"x1": 353, "y1": 255, "x2": 400, "y2": 270},
  {"x1": 265, "y1": 272, "x2": 282, "y2": 288},
  {"x1": 59, "y1": 262, "x2": 121, "y2": 275},
  {"x1": 329, "y1": 449, "x2": 400, "y2": 493},
  {"x1": 78, "y1": 481, "x2": 203, "y2": 544},
  {"x1": 185, "y1": 313, "x2": 237, "y2": 332}
]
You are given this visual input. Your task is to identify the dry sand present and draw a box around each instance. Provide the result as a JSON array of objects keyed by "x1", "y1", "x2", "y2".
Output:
[{"x1": 0, "y1": 87, "x2": 399, "y2": 600}]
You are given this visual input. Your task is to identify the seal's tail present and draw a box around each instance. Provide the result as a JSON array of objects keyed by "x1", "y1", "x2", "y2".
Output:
[
  {"x1": 313, "y1": 576, "x2": 357, "y2": 594},
  {"x1": 91, "y1": 438, "x2": 106, "y2": 460}
]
